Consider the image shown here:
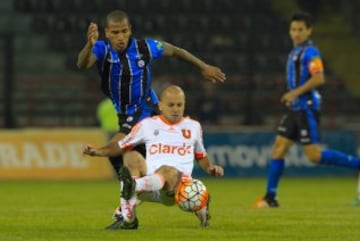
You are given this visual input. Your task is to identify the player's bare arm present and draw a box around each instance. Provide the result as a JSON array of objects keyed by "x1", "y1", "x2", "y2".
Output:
[
  {"x1": 197, "y1": 156, "x2": 224, "y2": 176},
  {"x1": 281, "y1": 72, "x2": 325, "y2": 106},
  {"x1": 82, "y1": 141, "x2": 124, "y2": 157},
  {"x1": 162, "y1": 42, "x2": 226, "y2": 83},
  {"x1": 77, "y1": 22, "x2": 98, "y2": 69}
]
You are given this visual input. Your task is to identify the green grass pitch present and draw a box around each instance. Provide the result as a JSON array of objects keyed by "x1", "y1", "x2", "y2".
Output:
[{"x1": 1, "y1": 177, "x2": 360, "y2": 241}]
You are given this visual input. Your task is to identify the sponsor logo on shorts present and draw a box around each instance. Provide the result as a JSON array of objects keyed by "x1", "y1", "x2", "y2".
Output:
[
  {"x1": 278, "y1": 126, "x2": 286, "y2": 132},
  {"x1": 301, "y1": 129, "x2": 308, "y2": 136},
  {"x1": 122, "y1": 123, "x2": 132, "y2": 130}
]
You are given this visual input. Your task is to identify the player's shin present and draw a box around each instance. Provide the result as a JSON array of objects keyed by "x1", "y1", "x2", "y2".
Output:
[
  {"x1": 266, "y1": 159, "x2": 284, "y2": 198},
  {"x1": 320, "y1": 150, "x2": 360, "y2": 169}
]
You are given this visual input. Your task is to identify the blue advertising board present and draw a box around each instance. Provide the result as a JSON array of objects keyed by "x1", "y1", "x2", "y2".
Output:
[{"x1": 193, "y1": 130, "x2": 358, "y2": 177}]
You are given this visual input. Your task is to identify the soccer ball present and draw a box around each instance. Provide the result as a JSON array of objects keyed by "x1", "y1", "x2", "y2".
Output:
[{"x1": 175, "y1": 178, "x2": 209, "y2": 212}]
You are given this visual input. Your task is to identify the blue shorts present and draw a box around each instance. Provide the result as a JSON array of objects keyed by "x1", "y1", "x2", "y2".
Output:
[{"x1": 277, "y1": 109, "x2": 320, "y2": 144}]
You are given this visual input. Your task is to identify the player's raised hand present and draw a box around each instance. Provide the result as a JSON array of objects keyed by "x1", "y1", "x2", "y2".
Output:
[
  {"x1": 87, "y1": 22, "x2": 99, "y2": 46},
  {"x1": 201, "y1": 64, "x2": 226, "y2": 83}
]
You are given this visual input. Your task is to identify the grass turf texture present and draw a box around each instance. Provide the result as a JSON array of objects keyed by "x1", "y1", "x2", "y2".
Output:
[{"x1": 1, "y1": 177, "x2": 359, "y2": 241}]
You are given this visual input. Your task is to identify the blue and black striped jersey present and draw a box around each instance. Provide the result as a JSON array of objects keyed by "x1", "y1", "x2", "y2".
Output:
[
  {"x1": 93, "y1": 37, "x2": 164, "y2": 115},
  {"x1": 286, "y1": 39, "x2": 324, "y2": 111}
]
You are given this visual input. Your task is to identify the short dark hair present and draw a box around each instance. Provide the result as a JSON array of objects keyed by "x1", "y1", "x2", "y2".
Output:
[
  {"x1": 291, "y1": 12, "x2": 312, "y2": 28},
  {"x1": 106, "y1": 10, "x2": 129, "y2": 26}
]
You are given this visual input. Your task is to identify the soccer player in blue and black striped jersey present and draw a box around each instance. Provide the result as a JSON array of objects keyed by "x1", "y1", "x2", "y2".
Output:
[
  {"x1": 254, "y1": 12, "x2": 360, "y2": 208},
  {"x1": 77, "y1": 10, "x2": 225, "y2": 227}
]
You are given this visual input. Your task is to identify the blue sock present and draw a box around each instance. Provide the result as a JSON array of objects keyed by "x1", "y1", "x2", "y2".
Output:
[
  {"x1": 266, "y1": 159, "x2": 284, "y2": 198},
  {"x1": 320, "y1": 150, "x2": 360, "y2": 169}
]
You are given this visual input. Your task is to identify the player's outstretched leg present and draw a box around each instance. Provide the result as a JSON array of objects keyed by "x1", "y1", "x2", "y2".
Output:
[{"x1": 195, "y1": 195, "x2": 211, "y2": 227}]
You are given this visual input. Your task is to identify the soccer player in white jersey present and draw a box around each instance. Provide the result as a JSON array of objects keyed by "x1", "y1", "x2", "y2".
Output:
[{"x1": 83, "y1": 85, "x2": 224, "y2": 229}]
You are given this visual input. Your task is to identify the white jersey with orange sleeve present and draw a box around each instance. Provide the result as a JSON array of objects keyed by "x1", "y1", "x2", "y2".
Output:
[{"x1": 118, "y1": 115, "x2": 207, "y2": 176}]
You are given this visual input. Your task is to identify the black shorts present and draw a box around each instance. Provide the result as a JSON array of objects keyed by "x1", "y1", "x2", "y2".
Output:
[
  {"x1": 117, "y1": 105, "x2": 160, "y2": 157},
  {"x1": 277, "y1": 109, "x2": 320, "y2": 144}
]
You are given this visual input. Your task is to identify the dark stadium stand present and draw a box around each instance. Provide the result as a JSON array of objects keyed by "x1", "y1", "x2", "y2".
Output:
[{"x1": 348, "y1": 0, "x2": 360, "y2": 35}]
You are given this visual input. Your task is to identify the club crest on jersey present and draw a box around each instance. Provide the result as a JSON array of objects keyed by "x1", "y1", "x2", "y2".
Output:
[
  {"x1": 137, "y1": 59, "x2": 145, "y2": 68},
  {"x1": 154, "y1": 129, "x2": 159, "y2": 136},
  {"x1": 126, "y1": 116, "x2": 134, "y2": 122},
  {"x1": 155, "y1": 40, "x2": 164, "y2": 51},
  {"x1": 181, "y1": 129, "x2": 191, "y2": 139}
]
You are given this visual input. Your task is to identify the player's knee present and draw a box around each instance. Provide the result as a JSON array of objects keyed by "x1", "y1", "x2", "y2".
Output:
[
  {"x1": 156, "y1": 165, "x2": 181, "y2": 191},
  {"x1": 271, "y1": 136, "x2": 293, "y2": 158},
  {"x1": 156, "y1": 165, "x2": 179, "y2": 177},
  {"x1": 123, "y1": 151, "x2": 145, "y2": 169},
  {"x1": 271, "y1": 145, "x2": 287, "y2": 159},
  {"x1": 303, "y1": 145, "x2": 322, "y2": 163},
  {"x1": 304, "y1": 150, "x2": 321, "y2": 163}
]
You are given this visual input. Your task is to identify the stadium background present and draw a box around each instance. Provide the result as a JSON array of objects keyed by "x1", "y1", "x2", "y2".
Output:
[{"x1": 1, "y1": 0, "x2": 360, "y2": 179}]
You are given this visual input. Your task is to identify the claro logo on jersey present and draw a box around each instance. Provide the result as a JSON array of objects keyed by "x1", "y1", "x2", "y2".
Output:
[{"x1": 149, "y1": 143, "x2": 192, "y2": 156}]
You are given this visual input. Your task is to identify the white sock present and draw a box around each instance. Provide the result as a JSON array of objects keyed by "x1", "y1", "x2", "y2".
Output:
[
  {"x1": 120, "y1": 196, "x2": 137, "y2": 222},
  {"x1": 135, "y1": 174, "x2": 165, "y2": 192},
  {"x1": 119, "y1": 180, "x2": 138, "y2": 222}
]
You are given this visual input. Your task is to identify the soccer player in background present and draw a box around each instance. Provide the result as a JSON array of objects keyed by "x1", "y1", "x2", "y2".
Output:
[
  {"x1": 83, "y1": 85, "x2": 224, "y2": 229},
  {"x1": 254, "y1": 12, "x2": 360, "y2": 208},
  {"x1": 96, "y1": 98, "x2": 119, "y2": 133},
  {"x1": 77, "y1": 10, "x2": 225, "y2": 221}
]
